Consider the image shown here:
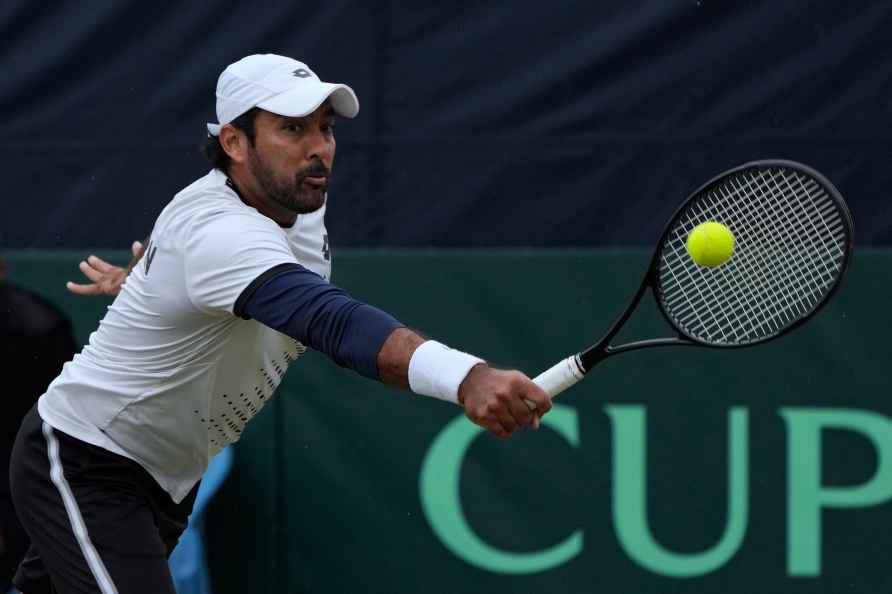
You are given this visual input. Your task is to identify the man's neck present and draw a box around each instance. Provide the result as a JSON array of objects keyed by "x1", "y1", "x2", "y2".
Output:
[{"x1": 225, "y1": 169, "x2": 297, "y2": 228}]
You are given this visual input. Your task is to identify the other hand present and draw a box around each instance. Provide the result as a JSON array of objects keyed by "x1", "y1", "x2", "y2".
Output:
[{"x1": 66, "y1": 241, "x2": 144, "y2": 297}]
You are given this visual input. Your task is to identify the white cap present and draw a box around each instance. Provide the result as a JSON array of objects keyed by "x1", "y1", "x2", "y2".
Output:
[{"x1": 206, "y1": 54, "x2": 359, "y2": 136}]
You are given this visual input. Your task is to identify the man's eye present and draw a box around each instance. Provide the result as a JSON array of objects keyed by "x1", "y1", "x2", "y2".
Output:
[{"x1": 286, "y1": 124, "x2": 303, "y2": 132}]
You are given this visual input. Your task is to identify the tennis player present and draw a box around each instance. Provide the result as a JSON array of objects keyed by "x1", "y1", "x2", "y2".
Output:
[{"x1": 9, "y1": 54, "x2": 552, "y2": 594}]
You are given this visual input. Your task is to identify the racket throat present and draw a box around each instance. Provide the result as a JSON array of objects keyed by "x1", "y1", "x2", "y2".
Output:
[
  {"x1": 579, "y1": 347, "x2": 610, "y2": 372},
  {"x1": 579, "y1": 337, "x2": 695, "y2": 372},
  {"x1": 578, "y1": 278, "x2": 653, "y2": 373}
]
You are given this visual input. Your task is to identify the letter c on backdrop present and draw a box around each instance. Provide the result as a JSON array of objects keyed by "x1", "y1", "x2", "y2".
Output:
[{"x1": 419, "y1": 404, "x2": 583, "y2": 574}]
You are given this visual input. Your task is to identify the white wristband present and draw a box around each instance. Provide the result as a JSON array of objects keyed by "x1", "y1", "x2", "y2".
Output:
[{"x1": 408, "y1": 340, "x2": 485, "y2": 405}]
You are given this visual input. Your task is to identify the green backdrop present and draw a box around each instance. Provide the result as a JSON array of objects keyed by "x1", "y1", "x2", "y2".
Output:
[{"x1": 5, "y1": 249, "x2": 891, "y2": 594}]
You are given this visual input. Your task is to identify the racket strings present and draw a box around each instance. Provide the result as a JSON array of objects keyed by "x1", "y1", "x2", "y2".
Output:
[
  {"x1": 658, "y1": 166, "x2": 848, "y2": 345},
  {"x1": 666, "y1": 168, "x2": 845, "y2": 341},
  {"x1": 686, "y1": 176, "x2": 796, "y2": 337},
  {"x1": 689, "y1": 170, "x2": 842, "y2": 339},
  {"x1": 747, "y1": 171, "x2": 844, "y2": 313},
  {"x1": 667, "y1": 200, "x2": 769, "y2": 340},
  {"x1": 664, "y1": 194, "x2": 783, "y2": 341},
  {"x1": 755, "y1": 172, "x2": 843, "y2": 316},
  {"x1": 717, "y1": 173, "x2": 836, "y2": 330},
  {"x1": 663, "y1": 178, "x2": 796, "y2": 340}
]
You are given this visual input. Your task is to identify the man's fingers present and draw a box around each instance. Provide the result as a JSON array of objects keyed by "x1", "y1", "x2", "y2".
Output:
[
  {"x1": 461, "y1": 367, "x2": 554, "y2": 438},
  {"x1": 78, "y1": 260, "x2": 105, "y2": 282},
  {"x1": 132, "y1": 241, "x2": 144, "y2": 258},
  {"x1": 69, "y1": 253, "x2": 130, "y2": 297},
  {"x1": 489, "y1": 425, "x2": 511, "y2": 440},
  {"x1": 86, "y1": 255, "x2": 115, "y2": 273},
  {"x1": 506, "y1": 391, "x2": 535, "y2": 427},
  {"x1": 522, "y1": 381, "x2": 553, "y2": 416},
  {"x1": 477, "y1": 413, "x2": 510, "y2": 439},
  {"x1": 494, "y1": 406, "x2": 520, "y2": 435},
  {"x1": 529, "y1": 412, "x2": 541, "y2": 430},
  {"x1": 66, "y1": 281, "x2": 102, "y2": 296}
]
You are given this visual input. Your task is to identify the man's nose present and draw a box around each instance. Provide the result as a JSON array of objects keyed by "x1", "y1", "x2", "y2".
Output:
[{"x1": 306, "y1": 129, "x2": 333, "y2": 165}]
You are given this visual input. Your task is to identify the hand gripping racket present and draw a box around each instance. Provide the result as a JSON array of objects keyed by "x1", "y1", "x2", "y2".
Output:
[{"x1": 529, "y1": 159, "x2": 854, "y2": 401}]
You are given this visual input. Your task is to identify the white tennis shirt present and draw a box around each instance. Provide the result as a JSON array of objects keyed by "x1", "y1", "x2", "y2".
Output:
[{"x1": 38, "y1": 169, "x2": 332, "y2": 502}]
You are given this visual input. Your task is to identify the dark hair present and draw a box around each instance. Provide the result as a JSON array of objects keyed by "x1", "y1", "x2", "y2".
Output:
[{"x1": 201, "y1": 107, "x2": 260, "y2": 172}]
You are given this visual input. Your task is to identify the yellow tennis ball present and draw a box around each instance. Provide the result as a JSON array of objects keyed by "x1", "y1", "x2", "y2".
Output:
[{"x1": 686, "y1": 221, "x2": 735, "y2": 267}]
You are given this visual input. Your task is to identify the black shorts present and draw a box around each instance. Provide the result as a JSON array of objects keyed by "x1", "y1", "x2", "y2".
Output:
[{"x1": 9, "y1": 405, "x2": 198, "y2": 594}]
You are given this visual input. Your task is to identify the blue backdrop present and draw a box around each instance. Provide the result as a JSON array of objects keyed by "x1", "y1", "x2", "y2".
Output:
[{"x1": 2, "y1": 1, "x2": 889, "y2": 246}]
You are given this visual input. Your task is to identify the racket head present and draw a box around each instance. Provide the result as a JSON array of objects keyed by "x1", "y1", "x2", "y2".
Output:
[{"x1": 649, "y1": 160, "x2": 854, "y2": 348}]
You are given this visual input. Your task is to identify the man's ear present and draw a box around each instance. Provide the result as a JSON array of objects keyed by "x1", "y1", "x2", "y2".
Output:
[{"x1": 219, "y1": 124, "x2": 248, "y2": 164}]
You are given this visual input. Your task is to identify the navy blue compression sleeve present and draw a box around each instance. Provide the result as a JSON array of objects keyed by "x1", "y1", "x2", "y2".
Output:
[{"x1": 234, "y1": 263, "x2": 404, "y2": 380}]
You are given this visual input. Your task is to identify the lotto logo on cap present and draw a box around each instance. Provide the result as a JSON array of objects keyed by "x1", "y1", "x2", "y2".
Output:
[{"x1": 207, "y1": 54, "x2": 359, "y2": 136}]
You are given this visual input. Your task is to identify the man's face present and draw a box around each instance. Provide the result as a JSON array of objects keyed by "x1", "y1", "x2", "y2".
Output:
[{"x1": 246, "y1": 105, "x2": 337, "y2": 215}]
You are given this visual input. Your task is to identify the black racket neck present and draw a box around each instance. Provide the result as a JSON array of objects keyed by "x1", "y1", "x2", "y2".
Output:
[{"x1": 578, "y1": 274, "x2": 653, "y2": 372}]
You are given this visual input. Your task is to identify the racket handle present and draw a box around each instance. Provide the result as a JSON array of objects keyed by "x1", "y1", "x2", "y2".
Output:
[{"x1": 525, "y1": 355, "x2": 585, "y2": 409}]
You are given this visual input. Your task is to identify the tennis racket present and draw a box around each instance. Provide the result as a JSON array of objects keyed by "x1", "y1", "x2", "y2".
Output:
[{"x1": 529, "y1": 159, "x2": 854, "y2": 401}]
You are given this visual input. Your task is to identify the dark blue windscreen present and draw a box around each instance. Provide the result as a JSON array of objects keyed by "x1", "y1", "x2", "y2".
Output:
[{"x1": 1, "y1": 1, "x2": 889, "y2": 247}]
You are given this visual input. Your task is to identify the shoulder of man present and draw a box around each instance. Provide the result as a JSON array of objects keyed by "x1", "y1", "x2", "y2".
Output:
[{"x1": 160, "y1": 169, "x2": 279, "y2": 235}]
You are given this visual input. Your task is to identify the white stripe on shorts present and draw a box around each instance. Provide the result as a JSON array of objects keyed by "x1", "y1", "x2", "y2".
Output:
[{"x1": 42, "y1": 421, "x2": 120, "y2": 594}]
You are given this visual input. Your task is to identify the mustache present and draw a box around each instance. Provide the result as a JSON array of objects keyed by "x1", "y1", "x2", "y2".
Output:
[{"x1": 296, "y1": 161, "x2": 330, "y2": 180}]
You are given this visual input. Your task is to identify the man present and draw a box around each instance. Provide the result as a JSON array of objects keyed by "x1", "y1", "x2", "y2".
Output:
[{"x1": 9, "y1": 54, "x2": 552, "y2": 594}]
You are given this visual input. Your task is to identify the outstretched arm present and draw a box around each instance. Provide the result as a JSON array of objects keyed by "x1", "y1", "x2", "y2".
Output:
[
  {"x1": 66, "y1": 240, "x2": 145, "y2": 296},
  {"x1": 240, "y1": 264, "x2": 552, "y2": 439}
]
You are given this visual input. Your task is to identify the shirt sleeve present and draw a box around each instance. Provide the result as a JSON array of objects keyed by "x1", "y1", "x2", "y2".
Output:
[
  {"x1": 237, "y1": 263, "x2": 404, "y2": 379},
  {"x1": 183, "y1": 209, "x2": 299, "y2": 315}
]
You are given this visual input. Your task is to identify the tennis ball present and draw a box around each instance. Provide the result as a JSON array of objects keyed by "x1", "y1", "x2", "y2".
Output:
[{"x1": 686, "y1": 221, "x2": 735, "y2": 267}]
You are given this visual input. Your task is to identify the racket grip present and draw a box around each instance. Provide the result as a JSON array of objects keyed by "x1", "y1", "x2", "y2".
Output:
[{"x1": 528, "y1": 355, "x2": 585, "y2": 403}]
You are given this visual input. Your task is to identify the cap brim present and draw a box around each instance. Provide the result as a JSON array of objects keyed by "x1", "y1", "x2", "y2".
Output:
[{"x1": 258, "y1": 82, "x2": 359, "y2": 119}]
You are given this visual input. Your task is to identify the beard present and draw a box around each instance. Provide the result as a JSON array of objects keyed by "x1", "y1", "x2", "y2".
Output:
[{"x1": 247, "y1": 148, "x2": 329, "y2": 215}]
